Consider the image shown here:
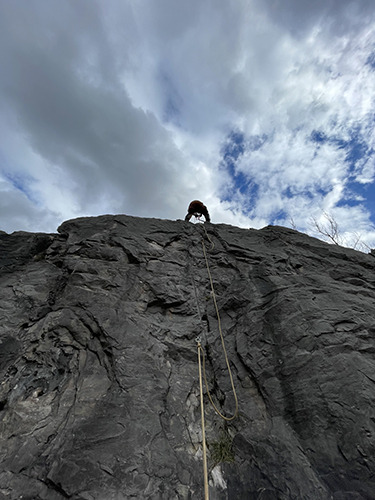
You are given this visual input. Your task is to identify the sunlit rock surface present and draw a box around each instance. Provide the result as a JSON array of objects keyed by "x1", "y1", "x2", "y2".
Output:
[{"x1": 1, "y1": 215, "x2": 375, "y2": 499}]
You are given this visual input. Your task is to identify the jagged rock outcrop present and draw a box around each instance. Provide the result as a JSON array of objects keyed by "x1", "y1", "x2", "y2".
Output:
[{"x1": 1, "y1": 215, "x2": 375, "y2": 500}]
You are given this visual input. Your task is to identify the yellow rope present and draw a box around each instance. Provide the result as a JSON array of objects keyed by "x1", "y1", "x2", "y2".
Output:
[
  {"x1": 202, "y1": 222, "x2": 215, "y2": 250},
  {"x1": 197, "y1": 341, "x2": 210, "y2": 500},
  {"x1": 200, "y1": 235, "x2": 239, "y2": 421},
  {"x1": 194, "y1": 222, "x2": 239, "y2": 497}
]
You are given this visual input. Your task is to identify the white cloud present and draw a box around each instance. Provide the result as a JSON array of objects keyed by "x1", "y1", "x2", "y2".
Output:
[{"x1": 0, "y1": 0, "x2": 375, "y2": 248}]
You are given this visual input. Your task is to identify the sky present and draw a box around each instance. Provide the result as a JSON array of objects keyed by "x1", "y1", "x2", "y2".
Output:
[{"x1": 1, "y1": 0, "x2": 375, "y2": 250}]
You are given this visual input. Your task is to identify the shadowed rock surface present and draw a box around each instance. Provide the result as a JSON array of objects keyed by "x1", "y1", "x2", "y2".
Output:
[{"x1": 1, "y1": 214, "x2": 375, "y2": 499}]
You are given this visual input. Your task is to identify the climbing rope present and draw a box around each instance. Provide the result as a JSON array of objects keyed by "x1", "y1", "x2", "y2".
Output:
[
  {"x1": 197, "y1": 340, "x2": 210, "y2": 500},
  {"x1": 191, "y1": 221, "x2": 239, "y2": 500},
  {"x1": 201, "y1": 222, "x2": 215, "y2": 250},
  {"x1": 199, "y1": 226, "x2": 239, "y2": 421}
]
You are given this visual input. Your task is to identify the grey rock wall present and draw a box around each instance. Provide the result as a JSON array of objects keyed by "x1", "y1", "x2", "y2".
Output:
[{"x1": 1, "y1": 215, "x2": 375, "y2": 499}]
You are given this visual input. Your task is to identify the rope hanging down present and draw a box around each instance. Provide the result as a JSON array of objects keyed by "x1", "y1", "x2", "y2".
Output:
[
  {"x1": 191, "y1": 222, "x2": 239, "y2": 500},
  {"x1": 197, "y1": 340, "x2": 210, "y2": 500},
  {"x1": 199, "y1": 226, "x2": 239, "y2": 421}
]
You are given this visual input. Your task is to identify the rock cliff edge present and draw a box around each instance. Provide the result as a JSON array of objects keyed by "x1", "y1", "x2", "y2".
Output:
[{"x1": 1, "y1": 215, "x2": 375, "y2": 499}]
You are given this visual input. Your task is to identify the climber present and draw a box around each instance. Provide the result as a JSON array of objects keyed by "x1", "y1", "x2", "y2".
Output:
[{"x1": 185, "y1": 200, "x2": 211, "y2": 223}]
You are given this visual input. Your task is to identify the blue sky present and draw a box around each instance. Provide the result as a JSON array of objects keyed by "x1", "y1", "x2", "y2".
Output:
[{"x1": 1, "y1": 0, "x2": 375, "y2": 249}]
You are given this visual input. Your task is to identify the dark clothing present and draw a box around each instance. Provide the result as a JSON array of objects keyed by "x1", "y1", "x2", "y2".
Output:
[{"x1": 185, "y1": 200, "x2": 211, "y2": 222}]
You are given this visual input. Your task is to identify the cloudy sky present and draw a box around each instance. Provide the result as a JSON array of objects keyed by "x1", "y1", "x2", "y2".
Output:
[{"x1": 1, "y1": 0, "x2": 375, "y2": 248}]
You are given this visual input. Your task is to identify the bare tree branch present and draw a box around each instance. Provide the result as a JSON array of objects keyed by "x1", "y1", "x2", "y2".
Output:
[
  {"x1": 309, "y1": 212, "x2": 374, "y2": 254},
  {"x1": 311, "y1": 211, "x2": 341, "y2": 245}
]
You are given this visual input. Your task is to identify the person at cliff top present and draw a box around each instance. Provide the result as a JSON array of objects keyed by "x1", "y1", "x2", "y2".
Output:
[{"x1": 185, "y1": 200, "x2": 211, "y2": 223}]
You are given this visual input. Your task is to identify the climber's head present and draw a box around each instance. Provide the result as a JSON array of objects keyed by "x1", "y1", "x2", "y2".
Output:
[{"x1": 185, "y1": 200, "x2": 211, "y2": 223}]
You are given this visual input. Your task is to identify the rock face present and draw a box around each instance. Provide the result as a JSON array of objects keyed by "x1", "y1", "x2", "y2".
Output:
[{"x1": 1, "y1": 215, "x2": 375, "y2": 500}]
